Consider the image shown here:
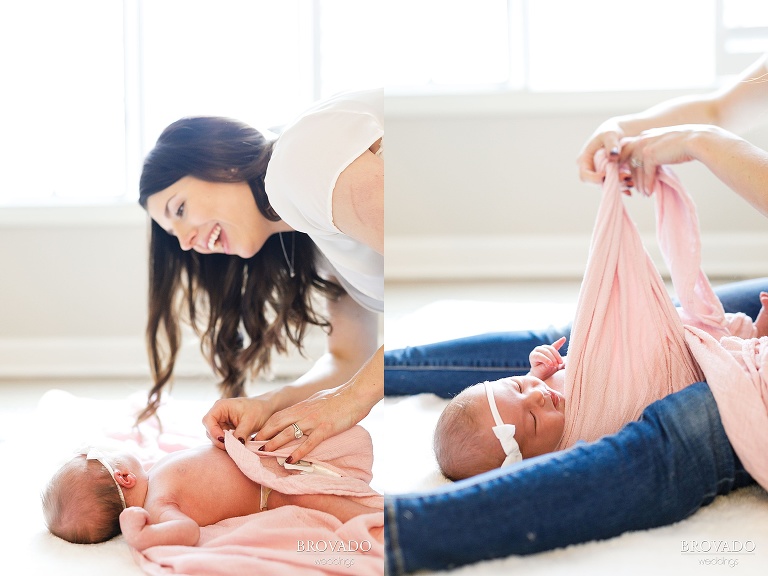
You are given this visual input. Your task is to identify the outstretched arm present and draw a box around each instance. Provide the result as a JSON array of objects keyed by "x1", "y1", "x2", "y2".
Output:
[
  {"x1": 203, "y1": 290, "x2": 382, "y2": 462},
  {"x1": 119, "y1": 505, "x2": 200, "y2": 551},
  {"x1": 578, "y1": 54, "x2": 768, "y2": 184}
]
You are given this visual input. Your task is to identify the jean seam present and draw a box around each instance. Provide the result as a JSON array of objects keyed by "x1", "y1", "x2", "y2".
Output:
[{"x1": 385, "y1": 499, "x2": 405, "y2": 576}]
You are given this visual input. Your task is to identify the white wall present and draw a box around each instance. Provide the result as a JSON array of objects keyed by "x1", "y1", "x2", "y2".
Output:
[
  {"x1": 385, "y1": 92, "x2": 768, "y2": 280},
  {"x1": 0, "y1": 206, "x2": 322, "y2": 381}
]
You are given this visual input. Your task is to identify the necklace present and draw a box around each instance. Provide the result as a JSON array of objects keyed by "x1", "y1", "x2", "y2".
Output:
[{"x1": 279, "y1": 232, "x2": 295, "y2": 278}]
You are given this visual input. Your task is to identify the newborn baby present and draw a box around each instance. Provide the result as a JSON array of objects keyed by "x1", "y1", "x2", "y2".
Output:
[
  {"x1": 43, "y1": 440, "x2": 378, "y2": 550},
  {"x1": 434, "y1": 338, "x2": 567, "y2": 480},
  {"x1": 435, "y1": 292, "x2": 768, "y2": 481}
]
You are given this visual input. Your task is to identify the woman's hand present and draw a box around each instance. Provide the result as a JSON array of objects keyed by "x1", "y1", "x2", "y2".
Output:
[
  {"x1": 618, "y1": 125, "x2": 720, "y2": 195},
  {"x1": 529, "y1": 337, "x2": 566, "y2": 381},
  {"x1": 202, "y1": 395, "x2": 279, "y2": 449},
  {"x1": 577, "y1": 120, "x2": 625, "y2": 184},
  {"x1": 254, "y1": 348, "x2": 383, "y2": 464}
]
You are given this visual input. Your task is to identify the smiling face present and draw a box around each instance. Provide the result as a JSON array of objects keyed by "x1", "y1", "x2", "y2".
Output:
[
  {"x1": 146, "y1": 176, "x2": 288, "y2": 258},
  {"x1": 482, "y1": 376, "x2": 566, "y2": 458}
]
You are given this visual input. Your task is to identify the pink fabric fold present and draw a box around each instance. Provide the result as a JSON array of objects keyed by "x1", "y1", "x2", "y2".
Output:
[
  {"x1": 558, "y1": 152, "x2": 705, "y2": 449},
  {"x1": 223, "y1": 427, "x2": 383, "y2": 506},
  {"x1": 559, "y1": 150, "x2": 764, "y2": 477},
  {"x1": 684, "y1": 330, "x2": 768, "y2": 487},
  {"x1": 134, "y1": 426, "x2": 383, "y2": 575}
]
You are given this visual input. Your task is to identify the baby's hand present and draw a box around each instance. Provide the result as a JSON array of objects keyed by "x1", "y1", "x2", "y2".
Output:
[
  {"x1": 120, "y1": 507, "x2": 151, "y2": 549},
  {"x1": 529, "y1": 337, "x2": 566, "y2": 381},
  {"x1": 755, "y1": 292, "x2": 768, "y2": 338}
]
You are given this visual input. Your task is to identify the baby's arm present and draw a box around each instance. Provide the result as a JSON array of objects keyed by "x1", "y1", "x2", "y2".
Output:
[
  {"x1": 528, "y1": 337, "x2": 566, "y2": 381},
  {"x1": 119, "y1": 505, "x2": 200, "y2": 551}
]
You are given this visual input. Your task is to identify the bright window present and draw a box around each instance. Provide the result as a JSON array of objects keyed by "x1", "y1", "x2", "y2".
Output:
[
  {"x1": 0, "y1": 0, "x2": 382, "y2": 206},
  {"x1": 0, "y1": 1, "x2": 126, "y2": 204},
  {"x1": 385, "y1": 0, "x2": 768, "y2": 92}
]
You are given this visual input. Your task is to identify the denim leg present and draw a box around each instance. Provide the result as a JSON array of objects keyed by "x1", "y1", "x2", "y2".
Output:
[
  {"x1": 384, "y1": 382, "x2": 752, "y2": 575},
  {"x1": 384, "y1": 326, "x2": 570, "y2": 398},
  {"x1": 713, "y1": 277, "x2": 768, "y2": 319}
]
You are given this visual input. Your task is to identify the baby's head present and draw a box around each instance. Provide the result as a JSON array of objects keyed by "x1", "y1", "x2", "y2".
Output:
[
  {"x1": 434, "y1": 376, "x2": 566, "y2": 480},
  {"x1": 42, "y1": 449, "x2": 145, "y2": 544}
]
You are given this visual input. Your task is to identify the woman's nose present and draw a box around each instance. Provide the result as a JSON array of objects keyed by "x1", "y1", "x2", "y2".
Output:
[{"x1": 175, "y1": 225, "x2": 197, "y2": 251}]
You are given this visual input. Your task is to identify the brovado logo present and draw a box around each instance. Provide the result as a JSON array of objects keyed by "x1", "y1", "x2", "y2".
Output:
[
  {"x1": 297, "y1": 540, "x2": 372, "y2": 553},
  {"x1": 681, "y1": 540, "x2": 756, "y2": 553}
]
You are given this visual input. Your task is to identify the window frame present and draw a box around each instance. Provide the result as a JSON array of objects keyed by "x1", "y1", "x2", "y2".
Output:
[{"x1": 387, "y1": 0, "x2": 768, "y2": 116}]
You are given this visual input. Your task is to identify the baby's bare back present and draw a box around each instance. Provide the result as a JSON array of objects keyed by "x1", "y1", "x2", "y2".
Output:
[{"x1": 145, "y1": 445, "x2": 263, "y2": 527}]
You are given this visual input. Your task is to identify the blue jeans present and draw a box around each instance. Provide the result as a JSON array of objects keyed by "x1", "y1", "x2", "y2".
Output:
[
  {"x1": 384, "y1": 382, "x2": 755, "y2": 575},
  {"x1": 384, "y1": 278, "x2": 767, "y2": 397}
]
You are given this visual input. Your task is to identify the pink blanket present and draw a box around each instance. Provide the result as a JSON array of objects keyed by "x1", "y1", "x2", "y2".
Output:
[
  {"x1": 134, "y1": 427, "x2": 383, "y2": 576},
  {"x1": 558, "y1": 151, "x2": 764, "y2": 489}
]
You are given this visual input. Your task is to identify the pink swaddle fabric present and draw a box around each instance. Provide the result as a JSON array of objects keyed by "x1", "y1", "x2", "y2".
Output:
[
  {"x1": 135, "y1": 427, "x2": 383, "y2": 576},
  {"x1": 558, "y1": 152, "x2": 705, "y2": 449},
  {"x1": 559, "y1": 150, "x2": 767, "y2": 490}
]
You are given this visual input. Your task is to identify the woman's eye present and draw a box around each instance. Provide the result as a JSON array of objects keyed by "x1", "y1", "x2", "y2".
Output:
[{"x1": 175, "y1": 202, "x2": 185, "y2": 218}]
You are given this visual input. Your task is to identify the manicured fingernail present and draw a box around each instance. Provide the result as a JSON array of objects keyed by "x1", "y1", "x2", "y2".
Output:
[
  {"x1": 238, "y1": 437, "x2": 245, "y2": 445},
  {"x1": 258, "y1": 445, "x2": 265, "y2": 451},
  {"x1": 217, "y1": 436, "x2": 225, "y2": 443},
  {"x1": 610, "y1": 147, "x2": 619, "y2": 156},
  {"x1": 285, "y1": 456, "x2": 294, "y2": 464}
]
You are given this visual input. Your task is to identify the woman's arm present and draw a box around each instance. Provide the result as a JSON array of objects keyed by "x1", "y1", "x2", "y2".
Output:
[
  {"x1": 618, "y1": 124, "x2": 768, "y2": 215},
  {"x1": 578, "y1": 54, "x2": 768, "y2": 183},
  {"x1": 253, "y1": 290, "x2": 382, "y2": 463},
  {"x1": 202, "y1": 290, "x2": 381, "y2": 454},
  {"x1": 331, "y1": 146, "x2": 384, "y2": 255}
]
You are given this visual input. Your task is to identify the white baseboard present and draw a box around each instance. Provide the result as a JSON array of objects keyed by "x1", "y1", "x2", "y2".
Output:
[
  {"x1": 385, "y1": 233, "x2": 768, "y2": 280},
  {"x1": 0, "y1": 334, "x2": 322, "y2": 381}
]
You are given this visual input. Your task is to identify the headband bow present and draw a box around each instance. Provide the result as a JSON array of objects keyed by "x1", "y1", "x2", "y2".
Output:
[{"x1": 484, "y1": 381, "x2": 523, "y2": 466}]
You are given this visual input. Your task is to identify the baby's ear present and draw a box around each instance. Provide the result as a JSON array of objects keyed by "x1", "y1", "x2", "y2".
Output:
[{"x1": 115, "y1": 470, "x2": 137, "y2": 489}]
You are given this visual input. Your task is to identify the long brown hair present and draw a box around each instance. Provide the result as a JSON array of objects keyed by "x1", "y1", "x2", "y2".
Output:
[{"x1": 137, "y1": 117, "x2": 342, "y2": 424}]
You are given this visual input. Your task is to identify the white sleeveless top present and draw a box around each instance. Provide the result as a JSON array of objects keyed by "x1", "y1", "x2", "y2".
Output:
[{"x1": 264, "y1": 89, "x2": 384, "y2": 313}]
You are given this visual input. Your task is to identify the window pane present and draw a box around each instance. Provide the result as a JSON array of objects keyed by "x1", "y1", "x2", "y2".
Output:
[
  {"x1": 0, "y1": 1, "x2": 125, "y2": 203},
  {"x1": 528, "y1": 0, "x2": 716, "y2": 91},
  {"x1": 318, "y1": 0, "x2": 383, "y2": 98},
  {"x1": 723, "y1": 0, "x2": 768, "y2": 28},
  {"x1": 140, "y1": 0, "x2": 313, "y2": 154},
  {"x1": 385, "y1": 0, "x2": 510, "y2": 89}
]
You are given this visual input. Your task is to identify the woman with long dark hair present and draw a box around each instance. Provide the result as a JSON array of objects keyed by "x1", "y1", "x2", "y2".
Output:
[{"x1": 138, "y1": 89, "x2": 383, "y2": 465}]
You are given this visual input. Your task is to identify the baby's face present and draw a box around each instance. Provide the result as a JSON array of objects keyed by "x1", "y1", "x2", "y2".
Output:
[{"x1": 481, "y1": 376, "x2": 566, "y2": 458}]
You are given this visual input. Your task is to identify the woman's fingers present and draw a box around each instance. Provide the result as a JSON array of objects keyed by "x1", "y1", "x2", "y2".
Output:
[
  {"x1": 284, "y1": 425, "x2": 328, "y2": 464},
  {"x1": 202, "y1": 397, "x2": 266, "y2": 449}
]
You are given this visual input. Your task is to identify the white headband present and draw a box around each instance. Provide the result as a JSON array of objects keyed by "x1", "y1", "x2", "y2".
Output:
[
  {"x1": 83, "y1": 448, "x2": 127, "y2": 509},
  {"x1": 484, "y1": 381, "x2": 523, "y2": 467}
]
